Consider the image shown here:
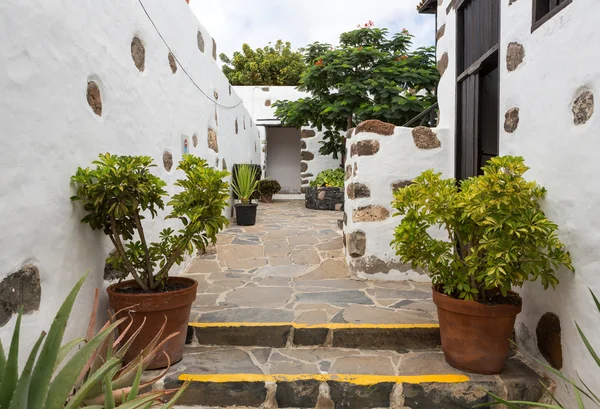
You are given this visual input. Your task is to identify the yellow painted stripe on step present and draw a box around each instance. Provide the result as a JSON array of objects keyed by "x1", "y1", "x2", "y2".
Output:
[
  {"x1": 178, "y1": 373, "x2": 468, "y2": 385},
  {"x1": 188, "y1": 322, "x2": 439, "y2": 329}
]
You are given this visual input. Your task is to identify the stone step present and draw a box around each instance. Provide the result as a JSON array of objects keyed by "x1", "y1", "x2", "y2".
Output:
[
  {"x1": 164, "y1": 345, "x2": 545, "y2": 408},
  {"x1": 187, "y1": 322, "x2": 441, "y2": 350}
]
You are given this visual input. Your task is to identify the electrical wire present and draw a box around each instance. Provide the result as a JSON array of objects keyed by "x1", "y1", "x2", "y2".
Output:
[{"x1": 137, "y1": 0, "x2": 244, "y2": 109}]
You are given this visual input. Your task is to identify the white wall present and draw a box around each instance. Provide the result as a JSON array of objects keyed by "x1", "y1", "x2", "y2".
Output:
[
  {"x1": 0, "y1": 0, "x2": 259, "y2": 361},
  {"x1": 344, "y1": 126, "x2": 452, "y2": 281},
  {"x1": 266, "y1": 127, "x2": 301, "y2": 193},
  {"x1": 498, "y1": 0, "x2": 600, "y2": 404},
  {"x1": 235, "y1": 85, "x2": 340, "y2": 187}
]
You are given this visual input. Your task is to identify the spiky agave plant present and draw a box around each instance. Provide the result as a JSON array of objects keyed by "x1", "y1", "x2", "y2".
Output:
[
  {"x1": 232, "y1": 164, "x2": 259, "y2": 205},
  {"x1": 0, "y1": 272, "x2": 188, "y2": 409}
]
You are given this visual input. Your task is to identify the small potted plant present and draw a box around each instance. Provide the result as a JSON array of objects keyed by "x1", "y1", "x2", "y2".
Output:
[
  {"x1": 71, "y1": 153, "x2": 230, "y2": 369},
  {"x1": 391, "y1": 156, "x2": 573, "y2": 374},
  {"x1": 257, "y1": 179, "x2": 281, "y2": 203},
  {"x1": 232, "y1": 164, "x2": 259, "y2": 225}
]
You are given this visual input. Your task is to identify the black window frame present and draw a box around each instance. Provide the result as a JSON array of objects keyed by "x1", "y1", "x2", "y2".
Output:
[{"x1": 531, "y1": 0, "x2": 573, "y2": 32}]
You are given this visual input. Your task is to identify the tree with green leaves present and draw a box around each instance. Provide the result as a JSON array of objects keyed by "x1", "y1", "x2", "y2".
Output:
[
  {"x1": 220, "y1": 40, "x2": 306, "y2": 86},
  {"x1": 273, "y1": 24, "x2": 439, "y2": 161}
]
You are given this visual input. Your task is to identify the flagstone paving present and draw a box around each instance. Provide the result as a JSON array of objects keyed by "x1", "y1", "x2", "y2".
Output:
[{"x1": 183, "y1": 200, "x2": 437, "y2": 325}]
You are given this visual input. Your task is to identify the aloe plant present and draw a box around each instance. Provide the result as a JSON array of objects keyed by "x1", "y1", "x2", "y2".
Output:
[
  {"x1": 232, "y1": 164, "x2": 259, "y2": 205},
  {"x1": 0, "y1": 272, "x2": 188, "y2": 408},
  {"x1": 479, "y1": 289, "x2": 600, "y2": 409}
]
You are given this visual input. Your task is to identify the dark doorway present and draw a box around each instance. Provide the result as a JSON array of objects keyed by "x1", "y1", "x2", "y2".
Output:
[{"x1": 455, "y1": 0, "x2": 500, "y2": 180}]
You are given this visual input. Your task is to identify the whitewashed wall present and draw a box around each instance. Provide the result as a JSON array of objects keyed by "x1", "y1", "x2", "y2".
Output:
[
  {"x1": 235, "y1": 86, "x2": 341, "y2": 188},
  {"x1": 343, "y1": 123, "x2": 452, "y2": 281},
  {"x1": 437, "y1": 0, "x2": 600, "y2": 403},
  {"x1": 0, "y1": 0, "x2": 259, "y2": 362}
]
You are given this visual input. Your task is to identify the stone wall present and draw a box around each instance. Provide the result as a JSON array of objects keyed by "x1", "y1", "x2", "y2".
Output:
[
  {"x1": 305, "y1": 187, "x2": 344, "y2": 211},
  {"x1": 343, "y1": 120, "x2": 452, "y2": 281},
  {"x1": 438, "y1": 0, "x2": 600, "y2": 402},
  {"x1": 0, "y1": 0, "x2": 260, "y2": 357}
]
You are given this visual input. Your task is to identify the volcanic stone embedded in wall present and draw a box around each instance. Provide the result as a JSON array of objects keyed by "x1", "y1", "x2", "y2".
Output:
[
  {"x1": 262, "y1": 87, "x2": 270, "y2": 92},
  {"x1": 572, "y1": 90, "x2": 594, "y2": 125},
  {"x1": 215, "y1": 109, "x2": 219, "y2": 125},
  {"x1": 168, "y1": 52, "x2": 177, "y2": 73},
  {"x1": 213, "y1": 90, "x2": 219, "y2": 100},
  {"x1": 305, "y1": 187, "x2": 344, "y2": 211},
  {"x1": 265, "y1": 100, "x2": 271, "y2": 107},
  {"x1": 301, "y1": 179, "x2": 310, "y2": 185},
  {"x1": 412, "y1": 126, "x2": 441, "y2": 149},
  {"x1": 536, "y1": 312, "x2": 562, "y2": 369},
  {"x1": 212, "y1": 38, "x2": 217, "y2": 60},
  {"x1": 346, "y1": 183, "x2": 370, "y2": 199},
  {"x1": 301, "y1": 172, "x2": 313, "y2": 178},
  {"x1": 197, "y1": 31, "x2": 205, "y2": 52},
  {"x1": 301, "y1": 130, "x2": 316, "y2": 139},
  {"x1": 353, "y1": 205, "x2": 389, "y2": 222},
  {"x1": 208, "y1": 128, "x2": 218, "y2": 152},
  {"x1": 301, "y1": 162, "x2": 308, "y2": 172},
  {"x1": 86, "y1": 81, "x2": 102, "y2": 116},
  {"x1": 355, "y1": 119, "x2": 395, "y2": 136},
  {"x1": 301, "y1": 151, "x2": 314, "y2": 161},
  {"x1": 506, "y1": 42, "x2": 525, "y2": 71},
  {"x1": 351, "y1": 140, "x2": 380, "y2": 157},
  {"x1": 436, "y1": 24, "x2": 446, "y2": 41},
  {"x1": 235, "y1": 119, "x2": 239, "y2": 134},
  {"x1": 192, "y1": 133, "x2": 198, "y2": 147},
  {"x1": 437, "y1": 52, "x2": 449, "y2": 76},
  {"x1": 301, "y1": 140, "x2": 307, "y2": 150},
  {"x1": 229, "y1": 85, "x2": 232, "y2": 95},
  {"x1": 353, "y1": 163, "x2": 357, "y2": 176},
  {"x1": 131, "y1": 36, "x2": 145, "y2": 72},
  {"x1": 345, "y1": 165, "x2": 352, "y2": 180},
  {"x1": 222, "y1": 158, "x2": 227, "y2": 170},
  {"x1": 509, "y1": 0, "x2": 518, "y2": 4},
  {"x1": 351, "y1": 256, "x2": 413, "y2": 275},
  {"x1": 346, "y1": 128, "x2": 355, "y2": 138},
  {"x1": 163, "y1": 151, "x2": 173, "y2": 171},
  {"x1": 392, "y1": 180, "x2": 413, "y2": 191},
  {"x1": 0, "y1": 265, "x2": 41, "y2": 327},
  {"x1": 347, "y1": 230, "x2": 366, "y2": 258},
  {"x1": 504, "y1": 107, "x2": 520, "y2": 133}
]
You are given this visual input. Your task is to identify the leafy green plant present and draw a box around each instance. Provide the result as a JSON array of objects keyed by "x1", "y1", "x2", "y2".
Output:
[
  {"x1": 391, "y1": 156, "x2": 573, "y2": 302},
  {"x1": 232, "y1": 164, "x2": 260, "y2": 205},
  {"x1": 310, "y1": 168, "x2": 345, "y2": 188},
  {"x1": 0, "y1": 272, "x2": 188, "y2": 409},
  {"x1": 257, "y1": 179, "x2": 281, "y2": 197},
  {"x1": 479, "y1": 289, "x2": 600, "y2": 409},
  {"x1": 274, "y1": 24, "x2": 439, "y2": 161},
  {"x1": 71, "y1": 154, "x2": 230, "y2": 292},
  {"x1": 220, "y1": 40, "x2": 306, "y2": 86}
]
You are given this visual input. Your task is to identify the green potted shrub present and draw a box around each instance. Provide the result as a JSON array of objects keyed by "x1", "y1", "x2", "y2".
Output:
[
  {"x1": 391, "y1": 156, "x2": 573, "y2": 374},
  {"x1": 232, "y1": 164, "x2": 260, "y2": 225},
  {"x1": 71, "y1": 153, "x2": 229, "y2": 369},
  {"x1": 310, "y1": 168, "x2": 345, "y2": 188},
  {"x1": 257, "y1": 179, "x2": 281, "y2": 203}
]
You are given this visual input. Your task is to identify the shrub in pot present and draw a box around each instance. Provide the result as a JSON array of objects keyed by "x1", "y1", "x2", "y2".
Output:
[
  {"x1": 391, "y1": 156, "x2": 573, "y2": 374},
  {"x1": 71, "y1": 153, "x2": 229, "y2": 369},
  {"x1": 232, "y1": 164, "x2": 260, "y2": 226},
  {"x1": 257, "y1": 179, "x2": 281, "y2": 203}
]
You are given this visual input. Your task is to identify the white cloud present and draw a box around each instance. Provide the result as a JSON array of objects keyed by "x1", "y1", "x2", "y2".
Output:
[{"x1": 190, "y1": 0, "x2": 435, "y2": 62}]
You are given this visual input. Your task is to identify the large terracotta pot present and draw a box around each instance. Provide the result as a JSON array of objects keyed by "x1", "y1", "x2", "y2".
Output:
[
  {"x1": 432, "y1": 288, "x2": 522, "y2": 374},
  {"x1": 107, "y1": 277, "x2": 197, "y2": 370}
]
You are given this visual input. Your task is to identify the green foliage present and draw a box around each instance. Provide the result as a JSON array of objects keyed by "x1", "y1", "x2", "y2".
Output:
[
  {"x1": 391, "y1": 156, "x2": 573, "y2": 302},
  {"x1": 310, "y1": 168, "x2": 345, "y2": 188},
  {"x1": 220, "y1": 40, "x2": 306, "y2": 86},
  {"x1": 257, "y1": 179, "x2": 281, "y2": 196},
  {"x1": 274, "y1": 26, "x2": 439, "y2": 160},
  {"x1": 0, "y1": 272, "x2": 187, "y2": 409},
  {"x1": 232, "y1": 164, "x2": 259, "y2": 205},
  {"x1": 71, "y1": 154, "x2": 230, "y2": 291},
  {"x1": 479, "y1": 289, "x2": 600, "y2": 409}
]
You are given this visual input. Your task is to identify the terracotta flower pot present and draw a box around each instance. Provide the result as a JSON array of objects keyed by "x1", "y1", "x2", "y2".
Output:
[
  {"x1": 259, "y1": 194, "x2": 273, "y2": 203},
  {"x1": 107, "y1": 277, "x2": 197, "y2": 370},
  {"x1": 432, "y1": 288, "x2": 522, "y2": 374}
]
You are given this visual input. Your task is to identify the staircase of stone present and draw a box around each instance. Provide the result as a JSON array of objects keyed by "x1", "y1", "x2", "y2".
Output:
[{"x1": 163, "y1": 321, "x2": 546, "y2": 408}]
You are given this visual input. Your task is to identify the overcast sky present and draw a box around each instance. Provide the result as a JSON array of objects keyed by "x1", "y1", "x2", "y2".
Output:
[{"x1": 190, "y1": 0, "x2": 436, "y2": 62}]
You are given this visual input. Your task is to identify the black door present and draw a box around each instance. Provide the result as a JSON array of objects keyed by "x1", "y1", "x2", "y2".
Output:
[{"x1": 455, "y1": 0, "x2": 500, "y2": 180}]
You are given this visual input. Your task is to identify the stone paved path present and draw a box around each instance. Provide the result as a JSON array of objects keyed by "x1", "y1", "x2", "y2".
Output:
[{"x1": 183, "y1": 200, "x2": 436, "y2": 325}]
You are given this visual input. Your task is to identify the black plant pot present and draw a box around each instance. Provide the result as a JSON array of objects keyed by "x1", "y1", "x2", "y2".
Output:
[{"x1": 235, "y1": 203, "x2": 258, "y2": 226}]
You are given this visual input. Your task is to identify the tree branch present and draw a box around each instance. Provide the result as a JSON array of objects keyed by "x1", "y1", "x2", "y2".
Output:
[
  {"x1": 133, "y1": 210, "x2": 154, "y2": 290},
  {"x1": 154, "y1": 236, "x2": 190, "y2": 289},
  {"x1": 110, "y1": 216, "x2": 149, "y2": 292}
]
